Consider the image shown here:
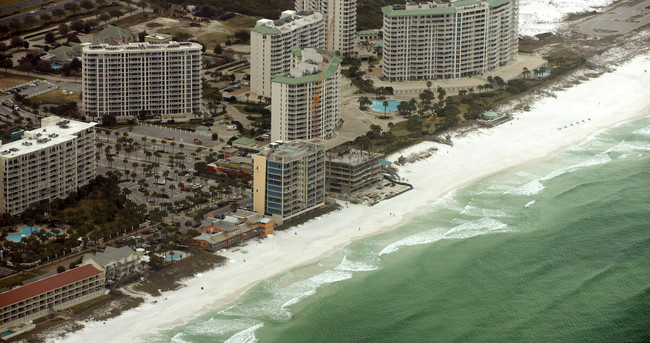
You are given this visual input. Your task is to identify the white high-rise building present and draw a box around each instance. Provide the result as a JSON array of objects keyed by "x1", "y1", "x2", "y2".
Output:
[
  {"x1": 0, "y1": 117, "x2": 97, "y2": 215},
  {"x1": 381, "y1": 0, "x2": 519, "y2": 82},
  {"x1": 271, "y1": 47, "x2": 341, "y2": 142},
  {"x1": 250, "y1": 10, "x2": 326, "y2": 98},
  {"x1": 295, "y1": 0, "x2": 357, "y2": 56},
  {"x1": 82, "y1": 41, "x2": 202, "y2": 121},
  {"x1": 252, "y1": 139, "x2": 325, "y2": 223}
]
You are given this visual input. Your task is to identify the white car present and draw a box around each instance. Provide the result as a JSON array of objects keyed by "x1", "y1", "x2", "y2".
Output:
[{"x1": 29, "y1": 10, "x2": 37, "y2": 14}]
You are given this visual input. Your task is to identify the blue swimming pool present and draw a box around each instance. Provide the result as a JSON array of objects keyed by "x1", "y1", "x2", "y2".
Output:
[
  {"x1": 371, "y1": 100, "x2": 400, "y2": 112},
  {"x1": 535, "y1": 71, "x2": 550, "y2": 78},
  {"x1": 165, "y1": 252, "x2": 183, "y2": 260},
  {"x1": 7, "y1": 226, "x2": 39, "y2": 242},
  {"x1": 1, "y1": 330, "x2": 15, "y2": 338}
]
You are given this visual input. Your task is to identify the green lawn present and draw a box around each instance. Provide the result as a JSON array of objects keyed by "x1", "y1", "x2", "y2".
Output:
[{"x1": 0, "y1": 72, "x2": 39, "y2": 90}]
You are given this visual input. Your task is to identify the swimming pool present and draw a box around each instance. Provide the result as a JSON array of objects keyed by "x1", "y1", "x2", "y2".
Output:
[
  {"x1": 165, "y1": 252, "x2": 183, "y2": 260},
  {"x1": 7, "y1": 226, "x2": 39, "y2": 242},
  {"x1": 371, "y1": 100, "x2": 400, "y2": 112}
]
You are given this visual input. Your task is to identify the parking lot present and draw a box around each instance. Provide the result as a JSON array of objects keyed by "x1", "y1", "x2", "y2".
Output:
[{"x1": 4, "y1": 79, "x2": 56, "y2": 99}]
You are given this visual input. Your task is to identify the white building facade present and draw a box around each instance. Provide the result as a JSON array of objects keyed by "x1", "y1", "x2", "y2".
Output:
[
  {"x1": 0, "y1": 117, "x2": 96, "y2": 215},
  {"x1": 381, "y1": 0, "x2": 519, "y2": 82},
  {"x1": 295, "y1": 0, "x2": 357, "y2": 56},
  {"x1": 250, "y1": 10, "x2": 326, "y2": 98},
  {"x1": 271, "y1": 48, "x2": 341, "y2": 142},
  {"x1": 82, "y1": 41, "x2": 202, "y2": 121}
]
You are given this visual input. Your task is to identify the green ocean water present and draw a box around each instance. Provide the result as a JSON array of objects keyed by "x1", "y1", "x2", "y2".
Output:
[{"x1": 157, "y1": 116, "x2": 650, "y2": 343}]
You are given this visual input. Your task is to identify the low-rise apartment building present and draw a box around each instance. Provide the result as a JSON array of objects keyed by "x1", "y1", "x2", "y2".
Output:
[
  {"x1": 81, "y1": 246, "x2": 141, "y2": 282},
  {"x1": 325, "y1": 147, "x2": 383, "y2": 196},
  {"x1": 82, "y1": 41, "x2": 202, "y2": 121},
  {"x1": 0, "y1": 117, "x2": 96, "y2": 215},
  {"x1": 253, "y1": 139, "x2": 325, "y2": 224},
  {"x1": 271, "y1": 47, "x2": 341, "y2": 141},
  {"x1": 250, "y1": 10, "x2": 326, "y2": 98},
  {"x1": 382, "y1": 0, "x2": 519, "y2": 82},
  {"x1": 0, "y1": 265, "x2": 105, "y2": 331}
]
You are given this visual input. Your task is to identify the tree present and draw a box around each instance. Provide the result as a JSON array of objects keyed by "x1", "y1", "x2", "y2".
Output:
[
  {"x1": 70, "y1": 20, "x2": 85, "y2": 33},
  {"x1": 10, "y1": 36, "x2": 24, "y2": 49},
  {"x1": 20, "y1": 61, "x2": 34, "y2": 75},
  {"x1": 64, "y1": 2, "x2": 81, "y2": 12},
  {"x1": 230, "y1": 202, "x2": 238, "y2": 212},
  {"x1": 58, "y1": 23, "x2": 70, "y2": 36},
  {"x1": 0, "y1": 58, "x2": 12, "y2": 72},
  {"x1": 57, "y1": 266, "x2": 66, "y2": 273},
  {"x1": 45, "y1": 32, "x2": 56, "y2": 44},
  {"x1": 211, "y1": 133, "x2": 219, "y2": 140},
  {"x1": 234, "y1": 30, "x2": 250, "y2": 43},
  {"x1": 358, "y1": 96, "x2": 372, "y2": 110},
  {"x1": 109, "y1": 9, "x2": 123, "y2": 19},
  {"x1": 40, "y1": 13, "x2": 52, "y2": 22},
  {"x1": 99, "y1": 13, "x2": 110, "y2": 24},
  {"x1": 383, "y1": 100, "x2": 389, "y2": 116},
  {"x1": 52, "y1": 8, "x2": 65, "y2": 17},
  {"x1": 22, "y1": 15, "x2": 37, "y2": 28},
  {"x1": 80, "y1": 0, "x2": 95, "y2": 11},
  {"x1": 137, "y1": 1, "x2": 147, "y2": 12},
  {"x1": 213, "y1": 43, "x2": 222, "y2": 55}
]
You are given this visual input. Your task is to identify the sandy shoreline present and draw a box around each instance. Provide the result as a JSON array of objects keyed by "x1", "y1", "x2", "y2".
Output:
[{"x1": 49, "y1": 50, "x2": 650, "y2": 342}]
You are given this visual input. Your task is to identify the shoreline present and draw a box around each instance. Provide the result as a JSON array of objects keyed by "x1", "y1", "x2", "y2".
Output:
[{"x1": 51, "y1": 51, "x2": 650, "y2": 343}]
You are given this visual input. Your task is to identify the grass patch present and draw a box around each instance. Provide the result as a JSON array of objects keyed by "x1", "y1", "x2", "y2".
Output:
[
  {"x1": 30, "y1": 89, "x2": 80, "y2": 106},
  {"x1": 145, "y1": 22, "x2": 163, "y2": 28},
  {"x1": 0, "y1": 72, "x2": 39, "y2": 90},
  {"x1": 158, "y1": 27, "x2": 191, "y2": 38},
  {"x1": 197, "y1": 32, "x2": 230, "y2": 50},
  {"x1": 276, "y1": 203, "x2": 342, "y2": 231},
  {"x1": 109, "y1": 11, "x2": 151, "y2": 29},
  {"x1": 0, "y1": 269, "x2": 48, "y2": 289},
  {"x1": 223, "y1": 15, "x2": 259, "y2": 29}
]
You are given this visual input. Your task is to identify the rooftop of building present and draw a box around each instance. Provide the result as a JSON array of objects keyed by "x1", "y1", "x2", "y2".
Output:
[
  {"x1": 357, "y1": 29, "x2": 380, "y2": 36},
  {"x1": 0, "y1": 264, "x2": 103, "y2": 308},
  {"x1": 272, "y1": 48, "x2": 341, "y2": 85},
  {"x1": 83, "y1": 41, "x2": 202, "y2": 53},
  {"x1": 82, "y1": 246, "x2": 137, "y2": 267},
  {"x1": 326, "y1": 146, "x2": 382, "y2": 165},
  {"x1": 232, "y1": 137, "x2": 255, "y2": 146},
  {"x1": 257, "y1": 139, "x2": 325, "y2": 159},
  {"x1": 251, "y1": 10, "x2": 323, "y2": 35},
  {"x1": 382, "y1": 0, "x2": 512, "y2": 17},
  {"x1": 0, "y1": 116, "x2": 96, "y2": 158},
  {"x1": 95, "y1": 24, "x2": 136, "y2": 42}
]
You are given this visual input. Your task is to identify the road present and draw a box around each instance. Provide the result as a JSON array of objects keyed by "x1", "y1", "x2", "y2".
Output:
[{"x1": 0, "y1": 0, "x2": 78, "y2": 26}]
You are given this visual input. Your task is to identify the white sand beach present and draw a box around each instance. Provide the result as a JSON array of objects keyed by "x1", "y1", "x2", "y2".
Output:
[{"x1": 53, "y1": 51, "x2": 650, "y2": 343}]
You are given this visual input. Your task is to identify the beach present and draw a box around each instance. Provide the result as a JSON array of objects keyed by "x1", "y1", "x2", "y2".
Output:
[{"x1": 50, "y1": 48, "x2": 650, "y2": 342}]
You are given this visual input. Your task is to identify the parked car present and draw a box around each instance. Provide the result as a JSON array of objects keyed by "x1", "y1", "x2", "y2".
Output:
[
  {"x1": 161, "y1": 193, "x2": 170, "y2": 199},
  {"x1": 194, "y1": 138, "x2": 202, "y2": 145}
]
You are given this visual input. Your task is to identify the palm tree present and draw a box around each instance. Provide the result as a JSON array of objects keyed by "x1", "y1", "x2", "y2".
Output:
[
  {"x1": 383, "y1": 100, "x2": 389, "y2": 116},
  {"x1": 161, "y1": 139, "x2": 167, "y2": 152},
  {"x1": 141, "y1": 136, "x2": 147, "y2": 150},
  {"x1": 151, "y1": 139, "x2": 157, "y2": 151},
  {"x1": 169, "y1": 184, "x2": 176, "y2": 197},
  {"x1": 170, "y1": 142, "x2": 176, "y2": 153},
  {"x1": 123, "y1": 158, "x2": 128, "y2": 171},
  {"x1": 178, "y1": 143, "x2": 184, "y2": 153},
  {"x1": 133, "y1": 162, "x2": 139, "y2": 173}
]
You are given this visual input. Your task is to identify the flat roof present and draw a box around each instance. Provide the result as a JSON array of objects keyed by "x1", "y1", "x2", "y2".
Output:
[
  {"x1": 232, "y1": 137, "x2": 255, "y2": 146},
  {"x1": 0, "y1": 265, "x2": 103, "y2": 308},
  {"x1": 251, "y1": 11, "x2": 323, "y2": 35},
  {"x1": 381, "y1": 0, "x2": 510, "y2": 17},
  {"x1": 0, "y1": 117, "x2": 96, "y2": 158},
  {"x1": 272, "y1": 50, "x2": 342, "y2": 85}
]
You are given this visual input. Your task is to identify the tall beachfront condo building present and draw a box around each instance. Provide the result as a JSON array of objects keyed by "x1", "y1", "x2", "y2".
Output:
[
  {"x1": 250, "y1": 10, "x2": 326, "y2": 98},
  {"x1": 381, "y1": 0, "x2": 519, "y2": 82},
  {"x1": 0, "y1": 117, "x2": 96, "y2": 215},
  {"x1": 271, "y1": 48, "x2": 341, "y2": 141},
  {"x1": 82, "y1": 41, "x2": 201, "y2": 121},
  {"x1": 295, "y1": 0, "x2": 357, "y2": 55},
  {"x1": 252, "y1": 139, "x2": 325, "y2": 224}
]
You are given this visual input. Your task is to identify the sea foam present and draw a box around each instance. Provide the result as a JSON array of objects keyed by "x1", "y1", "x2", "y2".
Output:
[{"x1": 224, "y1": 323, "x2": 264, "y2": 343}]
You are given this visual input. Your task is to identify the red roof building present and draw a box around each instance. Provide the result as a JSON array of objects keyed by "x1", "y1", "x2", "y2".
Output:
[{"x1": 0, "y1": 265, "x2": 105, "y2": 330}]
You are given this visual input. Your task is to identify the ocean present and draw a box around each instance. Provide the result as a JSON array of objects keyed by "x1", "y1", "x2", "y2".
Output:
[{"x1": 153, "y1": 112, "x2": 650, "y2": 342}]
